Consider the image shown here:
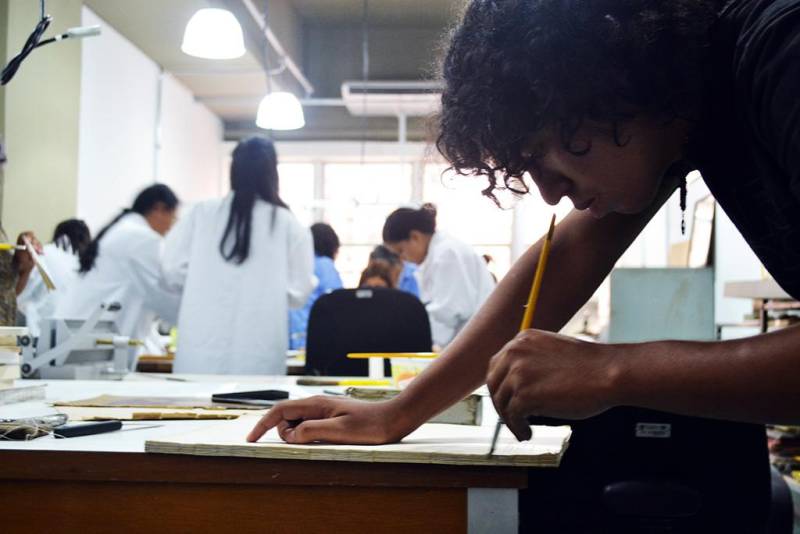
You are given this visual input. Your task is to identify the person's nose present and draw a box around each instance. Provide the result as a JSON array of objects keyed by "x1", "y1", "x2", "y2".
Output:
[{"x1": 533, "y1": 170, "x2": 572, "y2": 206}]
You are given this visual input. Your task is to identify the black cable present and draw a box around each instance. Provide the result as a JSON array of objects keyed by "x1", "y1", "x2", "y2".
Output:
[
  {"x1": 35, "y1": 36, "x2": 59, "y2": 48},
  {"x1": 262, "y1": 0, "x2": 274, "y2": 140},
  {"x1": 1, "y1": 10, "x2": 51, "y2": 86}
]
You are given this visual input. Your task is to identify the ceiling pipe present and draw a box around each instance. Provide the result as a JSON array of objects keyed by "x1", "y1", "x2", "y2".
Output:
[
  {"x1": 197, "y1": 96, "x2": 344, "y2": 106},
  {"x1": 240, "y1": 0, "x2": 314, "y2": 97}
]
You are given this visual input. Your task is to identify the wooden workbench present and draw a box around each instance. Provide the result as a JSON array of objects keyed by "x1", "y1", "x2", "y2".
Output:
[
  {"x1": 0, "y1": 376, "x2": 545, "y2": 534},
  {"x1": 724, "y1": 278, "x2": 799, "y2": 333}
]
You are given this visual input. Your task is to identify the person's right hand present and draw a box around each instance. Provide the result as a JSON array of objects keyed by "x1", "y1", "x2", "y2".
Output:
[
  {"x1": 13, "y1": 231, "x2": 42, "y2": 275},
  {"x1": 247, "y1": 396, "x2": 411, "y2": 445}
]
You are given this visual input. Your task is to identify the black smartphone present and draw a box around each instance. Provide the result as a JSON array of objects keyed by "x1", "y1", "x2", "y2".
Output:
[{"x1": 211, "y1": 389, "x2": 289, "y2": 407}]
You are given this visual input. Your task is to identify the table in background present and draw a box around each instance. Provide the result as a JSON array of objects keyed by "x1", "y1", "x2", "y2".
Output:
[
  {"x1": 135, "y1": 353, "x2": 307, "y2": 375},
  {"x1": 723, "y1": 279, "x2": 799, "y2": 334}
]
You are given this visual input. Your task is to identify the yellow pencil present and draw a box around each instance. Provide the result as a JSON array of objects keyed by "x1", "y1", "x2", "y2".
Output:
[
  {"x1": 347, "y1": 352, "x2": 439, "y2": 359},
  {"x1": 519, "y1": 214, "x2": 556, "y2": 331},
  {"x1": 0, "y1": 243, "x2": 25, "y2": 251},
  {"x1": 489, "y1": 213, "x2": 556, "y2": 456}
]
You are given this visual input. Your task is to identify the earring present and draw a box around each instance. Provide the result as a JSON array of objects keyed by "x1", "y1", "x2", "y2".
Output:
[{"x1": 679, "y1": 175, "x2": 688, "y2": 235}]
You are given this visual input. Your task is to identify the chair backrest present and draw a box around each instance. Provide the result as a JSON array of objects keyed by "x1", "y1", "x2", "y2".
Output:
[
  {"x1": 305, "y1": 288, "x2": 432, "y2": 376},
  {"x1": 520, "y1": 408, "x2": 772, "y2": 532}
]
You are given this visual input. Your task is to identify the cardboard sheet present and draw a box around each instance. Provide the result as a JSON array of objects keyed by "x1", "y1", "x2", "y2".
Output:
[
  {"x1": 145, "y1": 416, "x2": 571, "y2": 468},
  {"x1": 56, "y1": 406, "x2": 263, "y2": 421}
]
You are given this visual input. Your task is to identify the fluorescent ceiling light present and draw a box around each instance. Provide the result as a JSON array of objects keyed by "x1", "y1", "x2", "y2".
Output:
[
  {"x1": 181, "y1": 9, "x2": 245, "y2": 60},
  {"x1": 256, "y1": 92, "x2": 305, "y2": 130}
]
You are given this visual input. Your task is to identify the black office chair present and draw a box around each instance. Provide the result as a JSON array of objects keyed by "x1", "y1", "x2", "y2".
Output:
[
  {"x1": 304, "y1": 288, "x2": 432, "y2": 376},
  {"x1": 519, "y1": 408, "x2": 788, "y2": 533}
]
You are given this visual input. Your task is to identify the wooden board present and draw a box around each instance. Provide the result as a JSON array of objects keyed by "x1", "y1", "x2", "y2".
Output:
[
  {"x1": 146, "y1": 416, "x2": 571, "y2": 468},
  {"x1": 54, "y1": 394, "x2": 263, "y2": 410}
]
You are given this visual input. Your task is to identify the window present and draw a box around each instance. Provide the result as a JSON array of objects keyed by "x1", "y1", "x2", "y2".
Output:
[
  {"x1": 423, "y1": 164, "x2": 513, "y2": 279},
  {"x1": 322, "y1": 163, "x2": 413, "y2": 286},
  {"x1": 278, "y1": 163, "x2": 315, "y2": 227}
]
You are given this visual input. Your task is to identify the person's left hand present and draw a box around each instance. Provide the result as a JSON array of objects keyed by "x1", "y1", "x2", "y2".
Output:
[
  {"x1": 13, "y1": 231, "x2": 43, "y2": 274},
  {"x1": 487, "y1": 329, "x2": 622, "y2": 441}
]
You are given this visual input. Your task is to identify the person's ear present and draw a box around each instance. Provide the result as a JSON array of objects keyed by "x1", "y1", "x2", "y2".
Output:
[{"x1": 408, "y1": 230, "x2": 422, "y2": 243}]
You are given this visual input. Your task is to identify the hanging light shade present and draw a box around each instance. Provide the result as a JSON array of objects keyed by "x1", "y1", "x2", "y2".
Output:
[
  {"x1": 256, "y1": 92, "x2": 305, "y2": 130},
  {"x1": 181, "y1": 9, "x2": 245, "y2": 59}
]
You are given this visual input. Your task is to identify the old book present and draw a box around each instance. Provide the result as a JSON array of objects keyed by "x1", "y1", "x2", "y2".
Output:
[
  {"x1": 146, "y1": 416, "x2": 572, "y2": 468},
  {"x1": 346, "y1": 387, "x2": 482, "y2": 426},
  {"x1": 0, "y1": 365, "x2": 21, "y2": 380},
  {"x1": 0, "y1": 349, "x2": 21, "y2": 365},
  {"x1": 0, "y1": 326, "x2": 26, "y2": 346}
]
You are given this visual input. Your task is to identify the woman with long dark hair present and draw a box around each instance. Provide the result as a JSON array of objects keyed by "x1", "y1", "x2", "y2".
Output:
[
  {"x1": 163, "y1": 136, "x2": 314, "y2": 374},
  {"x1": 17, "y1": 219, "x2": 91, "y2": 337},
  {"x1": 57, "y1": 184, "x2": 181, "y2": 364}
]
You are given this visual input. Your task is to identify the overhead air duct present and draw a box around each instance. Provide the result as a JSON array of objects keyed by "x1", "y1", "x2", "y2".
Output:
[{"x1": 341, "y1": 81, "x2": 442, "y2": 117}]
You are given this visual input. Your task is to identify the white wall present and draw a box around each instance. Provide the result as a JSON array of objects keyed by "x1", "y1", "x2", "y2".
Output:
[
  {"x1": 1, "y1": 0, "x2": 82, "y2": 240},
  {"x1": 158, "y1": 73, "x2": 223, "y2": 204},
  {"x1": 78, "y1": 6, "x2": 222, "y2": 232},
  {"x1": 714, "y1": 205, "x2": 763, "y2": 337},
  {"x1": 78, "y1": 7, "x2": 159, "y2": 232}
]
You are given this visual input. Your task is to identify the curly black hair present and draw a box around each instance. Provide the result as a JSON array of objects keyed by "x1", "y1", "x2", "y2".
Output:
[{"x1": 436, "y1": 0, "x2": 719, "y2": 203}]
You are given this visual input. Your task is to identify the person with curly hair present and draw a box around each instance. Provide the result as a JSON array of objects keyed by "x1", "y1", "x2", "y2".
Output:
[{"x1": 250, "y1": 0, "x2": 800, "y2": 457}]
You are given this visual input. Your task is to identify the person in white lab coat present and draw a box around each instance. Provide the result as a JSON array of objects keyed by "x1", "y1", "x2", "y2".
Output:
[
  {"x1": 163, "y1": 136, "x2": 315, "y2": 375},
  {"x1": 382, "y1": 204, "x2": 495, "y2": 348},
  {"x1": 57, "y1": 184, "x2": 181, "y2": 365},
  {"x1": 17, "y1": 219, "x2": 90, "y2": 337}
]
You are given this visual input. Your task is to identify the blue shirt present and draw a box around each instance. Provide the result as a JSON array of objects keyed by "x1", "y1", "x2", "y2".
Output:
[
  {"x1": 289, "y1": 255, "x2": 343, "y2": 349},
  {"x1": 398, "y1": 262, "x2": 420, "y2": 298}
]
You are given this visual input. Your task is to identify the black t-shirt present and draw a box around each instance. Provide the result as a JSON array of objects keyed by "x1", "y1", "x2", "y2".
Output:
[{"x1": 688, "y1": 0, "x2": 800, "y2": 298}]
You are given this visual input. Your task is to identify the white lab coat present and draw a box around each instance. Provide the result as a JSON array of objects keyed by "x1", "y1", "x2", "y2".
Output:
[
  {"x1": 17, "y1": 243, "x2": 80, "y2": 337},
  {"x1": 417, "y1": 231, "x2": 496, "y2": 348},
  {"x1": 162, "y1": 194, "x2": 315, "y2": 375},
  {"x1": 56, "y1": 213, "x2": 180, "y2": 364}
]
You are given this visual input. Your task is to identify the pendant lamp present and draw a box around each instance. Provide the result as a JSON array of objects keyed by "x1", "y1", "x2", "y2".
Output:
[
  {"x1": 256, "y1": 91, "x2": 305, "y2": 130},
  {"x1": 181, "y1": 8, "x2": 245, "y2": 59}
]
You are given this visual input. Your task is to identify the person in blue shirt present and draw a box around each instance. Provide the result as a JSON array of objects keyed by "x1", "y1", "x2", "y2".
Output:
[
  {"x1": 369, "y1": 245, "x2": 419, "y2": 298},
  {"x1": 288, "y1": 223, "x2": 343, "y2": 349}
]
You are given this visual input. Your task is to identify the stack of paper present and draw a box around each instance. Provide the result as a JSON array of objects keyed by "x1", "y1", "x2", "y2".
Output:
[
  {"x1": 345, "y1": 387, "x2": 482, "y2": 426},
  {"x1": 0, "y1": 326, "x2": 46, "y2": 405},
  {"x1": 0, "y1": 326, "x2": 24, "y2": 388}
]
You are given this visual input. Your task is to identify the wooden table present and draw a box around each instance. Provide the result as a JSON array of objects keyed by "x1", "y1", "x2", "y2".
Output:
[
  {"x1": 0, "y1": 377, "x2": 536, "y2": 534},
  {"x1": 724, "y1": 279, "x2": 799, "y2": 333}
]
